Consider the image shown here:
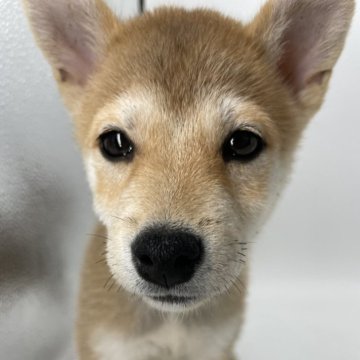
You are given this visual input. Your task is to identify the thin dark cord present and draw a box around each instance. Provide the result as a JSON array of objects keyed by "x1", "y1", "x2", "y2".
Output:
[{"x1": 139, "y1": 0, "x2": 144, "y2": 14}]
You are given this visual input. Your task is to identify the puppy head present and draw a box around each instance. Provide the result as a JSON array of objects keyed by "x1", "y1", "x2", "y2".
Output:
[{"x1": 24, "y1": 0, "x2": 354, "y2": 311}]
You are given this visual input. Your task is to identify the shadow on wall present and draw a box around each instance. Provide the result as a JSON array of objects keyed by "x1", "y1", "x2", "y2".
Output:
[{"x1": 0, "y1": 0, "x2": 94, "y2": 359}]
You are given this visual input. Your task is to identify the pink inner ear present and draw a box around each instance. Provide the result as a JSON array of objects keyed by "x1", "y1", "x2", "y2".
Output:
[
  {"x1": 58, "y1": 45, "x2": 96, "y2": 85},
  {"x1": 45, "y1": 3, "x2": 100, "y2": 85},
  {"x1": 277, "y1": 39, "x2": 317, "y2": 92},
  {"x1": 276, "y1": 4, "x2": 334, "y2": 93}
]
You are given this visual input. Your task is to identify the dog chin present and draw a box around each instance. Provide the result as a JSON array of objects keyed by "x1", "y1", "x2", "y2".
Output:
[{"x1": 143, "y1": 294, "x2": 204, "y2": 313}]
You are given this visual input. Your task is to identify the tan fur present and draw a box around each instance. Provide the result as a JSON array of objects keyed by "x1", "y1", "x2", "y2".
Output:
[{"x1": 23, "y1": 0, "x2": 354, "y2": 359}]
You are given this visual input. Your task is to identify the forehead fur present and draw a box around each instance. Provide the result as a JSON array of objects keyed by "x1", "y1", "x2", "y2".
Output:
[{"x1": 77, "y1": 7, "x2": 298, "y2": 148}]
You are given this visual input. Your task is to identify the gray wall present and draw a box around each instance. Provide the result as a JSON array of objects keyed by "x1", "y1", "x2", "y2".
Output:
[{"x1": 0, "y1": 1, "x2": 137, "y2": 359}]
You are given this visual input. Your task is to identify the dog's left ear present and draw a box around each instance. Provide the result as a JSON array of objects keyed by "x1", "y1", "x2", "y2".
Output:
[
  {"x1": 247, "y1": 0, "x2": 355, "y2": 115},
  {"x1": 23, "y1": 0, "x2": 119, "y2": 87}
]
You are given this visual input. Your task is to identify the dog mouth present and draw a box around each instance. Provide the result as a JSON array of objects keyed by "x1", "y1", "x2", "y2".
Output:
[{"x1": 149, "y1": 294, "x2": 196, "y2": 304}]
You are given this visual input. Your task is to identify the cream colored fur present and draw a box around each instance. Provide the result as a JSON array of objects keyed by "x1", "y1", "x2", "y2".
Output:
[{"x1": 23, "y1": 0, "x2": 354, "y2": 359}]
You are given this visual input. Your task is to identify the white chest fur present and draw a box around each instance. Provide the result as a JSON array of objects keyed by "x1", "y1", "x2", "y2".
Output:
[{"x1": 92, "y1": 316, "x2": 238, "y2": 360}]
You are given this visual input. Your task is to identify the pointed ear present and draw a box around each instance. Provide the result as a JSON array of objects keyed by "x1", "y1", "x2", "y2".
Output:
[
  {"x1": 23, "y1": 0, "x2": 119, "y2": 86},
  {"x1": 247, "y1": 0, "x2": 354, "y2": 98}
]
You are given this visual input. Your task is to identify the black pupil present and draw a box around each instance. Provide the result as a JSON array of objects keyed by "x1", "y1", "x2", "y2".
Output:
[
  {"x1": 231, "y1": 131, "x2": 257, "y2": 153},
  {"x1": 100, "y1": 130, "x2": 133, "y2": 160},
  {"x1": 223, "y1": 130, "x2": 263, "y2": 162}
]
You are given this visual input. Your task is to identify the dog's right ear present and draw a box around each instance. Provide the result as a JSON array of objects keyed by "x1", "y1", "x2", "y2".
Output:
[
  {"x1": 23, "y1": 0, "x2": 119, "y2": 87},
  {"x1": 247, "y1": 0, "x2": 354, "y2": 120}
]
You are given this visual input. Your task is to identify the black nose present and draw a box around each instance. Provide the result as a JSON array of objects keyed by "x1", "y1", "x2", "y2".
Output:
[{"x1": 131, "y1": 226, "x2": 204, "y2": 288}]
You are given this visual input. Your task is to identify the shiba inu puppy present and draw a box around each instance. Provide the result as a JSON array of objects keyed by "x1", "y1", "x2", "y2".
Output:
[{"x1": 23, "y1": 0, "x2": 354, "y2": 359}]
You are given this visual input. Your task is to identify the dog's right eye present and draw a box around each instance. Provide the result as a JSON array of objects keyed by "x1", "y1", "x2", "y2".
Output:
[
  {"x1": 222, "y1": 130, "x2": 264, "y2": 162},
  {"x1": 99, "y1": 130, "x2": 134, "y2": 161}
]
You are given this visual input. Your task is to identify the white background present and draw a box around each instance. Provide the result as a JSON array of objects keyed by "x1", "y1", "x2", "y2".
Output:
[{"x1": 0, "y1": 0, "x2": 359, "y2": 359}]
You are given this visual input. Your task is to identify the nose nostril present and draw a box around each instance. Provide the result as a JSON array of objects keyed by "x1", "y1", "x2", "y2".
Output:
[{"x1": 139, "y1": 255, "x2": 153, "y2": 266}]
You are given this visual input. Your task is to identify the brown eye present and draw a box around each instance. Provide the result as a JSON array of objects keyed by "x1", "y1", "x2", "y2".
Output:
[
  {"x1": 99, "y1": 130, "x2": 134, "y2": 162},
  {"x1": 222, "y1": 130, "x2": 264, "y2": 162}
]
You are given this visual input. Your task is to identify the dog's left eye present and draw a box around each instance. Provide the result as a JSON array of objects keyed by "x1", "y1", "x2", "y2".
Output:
[
  {"x1": 222, "y1": 130, "x2": 264, "y2": 162},
  {"x1": 99, "y1": 130, "x2": 134, "y2": 161}
]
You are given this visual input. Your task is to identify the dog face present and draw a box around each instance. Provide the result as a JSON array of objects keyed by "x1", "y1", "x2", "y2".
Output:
[
  {"x1": 24, "y1": 0, "x2": 354, "y2": 311},
  {"x1": 85, "y1": 89, "x2": 287, "y2": 311}
]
